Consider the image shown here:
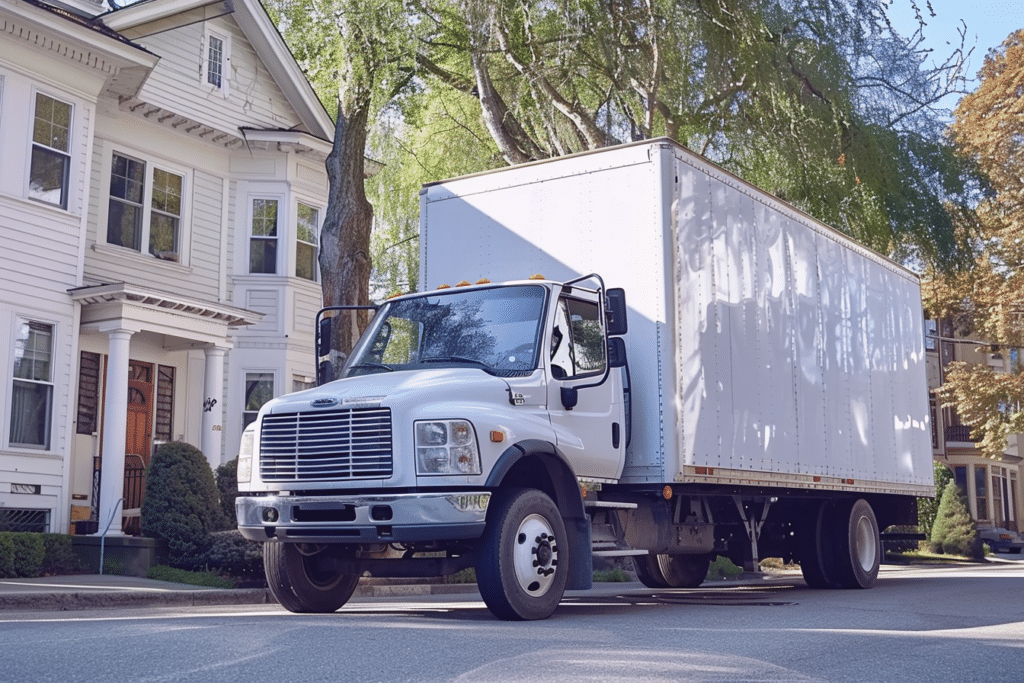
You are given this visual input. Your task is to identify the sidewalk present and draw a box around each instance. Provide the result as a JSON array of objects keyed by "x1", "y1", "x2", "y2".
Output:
[{"x1": 0, "y1": 574, "x2": 486, "y2": 612}]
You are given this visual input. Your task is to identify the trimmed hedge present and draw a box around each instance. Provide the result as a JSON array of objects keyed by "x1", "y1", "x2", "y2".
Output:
[
  {"x1": 0, "y1": 532, "x2": 80, "y2": 579},
  {"x1": 141, "y1": 442, "x2": 231, "y2": 570}
]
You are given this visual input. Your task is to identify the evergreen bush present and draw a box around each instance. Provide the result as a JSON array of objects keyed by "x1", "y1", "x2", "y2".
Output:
[
  {"x1": 141, "y1": 442, "x2": 231, "y2": 570},
  {"x1": 929, "y1": 484, "x2": 983, "y2": 558},
  {"x1": 215, "y1": 458, "x2": 239, "y2": 524},
  {"x1": 204, "y1": 530, "x2": 263, "y2": 579},
  {"x1": 0, "y1": 532, "x2": 45, "y2": 577},
  {"x1": 918, "y1": 461, "x2": 953, "y2": 539},
  {"x1": 0, "y1": 534, "x2": 15, "y2": 578},
  {"x1": 40, "y1": 533, "x2": 81, "y2": 575}
]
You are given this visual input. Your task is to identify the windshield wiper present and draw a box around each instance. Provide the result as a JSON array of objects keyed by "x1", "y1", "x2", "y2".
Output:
[
  {"x1": 420, "y1": 356, "x2": 493, "y2": 370},
  {"x1": 347, "y1": 362, "x2": 394, "y2": 373}
]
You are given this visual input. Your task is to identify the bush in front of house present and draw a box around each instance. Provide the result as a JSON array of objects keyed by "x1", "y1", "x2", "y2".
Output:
[
  {"x1": 215, "y1": 457, "x2": 239, "y2": 524},
  {"x1": 0, "y1": 532, "x2": 44, "y2": 578},
  {"x1": 929, "y1": 484, "x2": 983, "y2": 559},
  {"x1": 141, "y1": 442, "x2": 231, "y2": 570},
  {"x1": 204, "y1": 530, "x2": 263, "y2": 581}
]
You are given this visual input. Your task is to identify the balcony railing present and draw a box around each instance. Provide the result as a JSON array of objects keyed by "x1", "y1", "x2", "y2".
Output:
[{"x1": 944, "y1": 425, "x2": 979, "y2": 443}]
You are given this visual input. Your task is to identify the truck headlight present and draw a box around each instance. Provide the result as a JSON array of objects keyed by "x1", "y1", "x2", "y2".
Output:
[
  {"x1": 415, "y1": 420, "x2": 481, "y2": 475},
  {"x1": 237, "y1": 422, "x2": 255, "y2": 483}
]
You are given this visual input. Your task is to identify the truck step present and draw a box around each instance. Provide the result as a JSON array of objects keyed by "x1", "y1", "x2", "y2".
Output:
[
  {"x1": 592, "y1": 549, "x2": 647, "y2": 557},
  {"x1": 583, "y1": 500, "x2": 638, "y2": 509}
]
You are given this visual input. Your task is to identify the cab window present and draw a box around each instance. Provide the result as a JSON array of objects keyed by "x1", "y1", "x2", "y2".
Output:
[{"x1": 550, "y1": 297, "x2": 605, "y2": 379}]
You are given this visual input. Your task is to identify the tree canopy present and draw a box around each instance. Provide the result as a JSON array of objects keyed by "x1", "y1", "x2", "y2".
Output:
[{"x1": 924, "y1": 29, "x2": 1024, "y2": 457}]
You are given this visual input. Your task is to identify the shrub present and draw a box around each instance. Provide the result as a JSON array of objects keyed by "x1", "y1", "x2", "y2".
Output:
[
  {"x1": 918, "y1": 461, "x2": 953, "y2": 539},
  {"x1": 141, "y1": 442, "x2": 231, "y2": 570},
  {"x1": 0, "y1": 534, "x2": 15, "y2": 578},
  {"x1": 204, "y1": 530, "x2": 263, "y2": 579},
  {"x1": 40, "y1": 533, "x2": 81, "y2": 575},
  {"x1": 216, "y1": 458, "x2": 239, "y2": 524},
  {"x1": 706, "y1": 555, "x2": 743, "y2": 580},
  {"x1": 0, "y1": 532, "x2": 45, "y2": 577},
  {"x1": 929, "y1": 484, "x2": 983, "y2": 558},
  {"x1": 147, "y1": 564, "x2": 235, "y2": 589}
]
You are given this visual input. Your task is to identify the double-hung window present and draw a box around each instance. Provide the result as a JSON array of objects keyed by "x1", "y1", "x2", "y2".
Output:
[
  {"x1": 29, "y1": 93, "x2": 72, "y2": 208},
  {"x1": 10, "y1": 321, "x2": 54, "y2": 449},
  {"x1": 243, "y1": 372, "x2": 274, "y2": 429},
  {"x1": 296, "y1": 203, "x2": 319, "y2": 281},
  {"x1": 107, "y1": 153, "x2": 184, "y2": 261},
  {"x1": 249, "y1": 198, "x2": 279, "y2": 273},
  {"x1": 204, "y1": 30, "x2": 230, "y2": 94}
]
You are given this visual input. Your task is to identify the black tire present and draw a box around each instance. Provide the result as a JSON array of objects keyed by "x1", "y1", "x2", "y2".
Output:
[
  {"x1": 832, "y1": 499, "x2": 881, "y2": 589},
  {"x1": 799, "y1": 502, "x2": 839, "y2": 589},
  {"x1": 264, "y1": 543, "x2": 359, "y2": 613},
  {"x1": 476, "y1": 488, "x2": 568, "y2": 621},
  {"x1": 658, "y1": 554, "x2": 712, "y2": 588},
  {"x1": 633, "y1": 553, "x2": 671, "y2": 588}
]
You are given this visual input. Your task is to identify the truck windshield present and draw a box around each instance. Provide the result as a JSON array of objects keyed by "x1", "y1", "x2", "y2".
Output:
[{"x1": 345, "y1": 285, "x2": 547, "y2": 377}]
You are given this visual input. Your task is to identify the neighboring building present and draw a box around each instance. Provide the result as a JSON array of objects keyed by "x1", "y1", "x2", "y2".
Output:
[
  {"x1": 1, "y1": 0, "x2": 334, "y2": 535},
  {"x1": 926, "y1": 318, "x2": 1023, "y2": 531}
]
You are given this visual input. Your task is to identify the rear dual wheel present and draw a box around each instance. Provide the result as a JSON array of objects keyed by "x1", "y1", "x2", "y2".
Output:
[
  {"x1": 799, "y1": 499, "x2": 880, "y2": 589},
  {"x1": 634, "y1": 553, "x2": 712, "y2": 589}
]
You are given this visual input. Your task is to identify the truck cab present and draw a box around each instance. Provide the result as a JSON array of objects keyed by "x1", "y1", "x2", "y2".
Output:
[{"x1": 236, "y1": 275, "x2": 628, "y2": 619}]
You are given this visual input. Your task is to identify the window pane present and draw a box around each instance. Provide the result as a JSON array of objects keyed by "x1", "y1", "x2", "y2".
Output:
[
  {"x1": 252, "y1": 199, "x2": 278, "y2": 236},
  {"x1": 33, "y1": 93, "x2": 71, "y2": 152},
  {"x1": 297, "y1": 204, "x2": 318, "y2": 245},
  {"x1": 149, "y1": 213, "x2": 179, "y2": 258},
  {"x1": 13, "y1": 322, "x2": 53, "y2": 382},
  {"x1": 110, "y1": 154, "x2": 145, "y2": 203},
  {"x1": 107, "y1": 200, "x2": 142, "y2": 249},
  {"x1": 29, "y1": 146, "x2": 68, "y2": 206},
  {"x1": 10, "y1": 380, "x2": 53, "y2": 448},
  {"x1": 152, "y1": 168, "x2": 182, "y2": 214},
  {"x1": 207, "y1": 35, "x2": 224, "y2": 88},
  {"x1": 249, "y1": 238, "x2": 277, "y2": 274},
  {"x1": 243, "y1": 372, "x2": 273, "y2": 428},
  {"x1": 296, "y1": 242, "x2": 317, "y2": 281}
]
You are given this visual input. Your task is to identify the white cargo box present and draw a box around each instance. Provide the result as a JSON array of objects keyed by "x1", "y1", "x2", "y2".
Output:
[{"x1": 420, "y1": 139, "x2": 933, "y2": 497}]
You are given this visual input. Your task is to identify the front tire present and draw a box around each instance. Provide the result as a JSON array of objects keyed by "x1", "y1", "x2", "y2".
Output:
[
  {"x1": 264, "y1": 543, "x2": 359, "y2": 613},
  {"x1": 476, "y1": 488, "x2": 568, "y2": 621}
]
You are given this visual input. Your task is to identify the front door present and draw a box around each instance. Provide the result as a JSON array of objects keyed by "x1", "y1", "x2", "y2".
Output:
[
  {"x1": 123, "y1": 361, "x2": 154, "y2": 532},
  {"x1": 546, "y1": 292, "x2": 624, "y2": 480}
]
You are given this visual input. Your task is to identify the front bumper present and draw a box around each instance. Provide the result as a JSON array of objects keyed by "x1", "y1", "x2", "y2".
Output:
[{"x1": 236, "y1": 491, "x2": 491, "y2": 544}]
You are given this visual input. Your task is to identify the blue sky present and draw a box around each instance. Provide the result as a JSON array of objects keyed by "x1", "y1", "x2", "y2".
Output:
[{"x1": 889, "y1": 0, "x2": 1024, "y2": 95}]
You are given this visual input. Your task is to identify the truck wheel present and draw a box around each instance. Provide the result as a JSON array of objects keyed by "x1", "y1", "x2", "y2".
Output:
[
  {"x1": 264, "y1": 543, "x2": 359, "y2": 613},
  {"x1": 799, "y1": 502, "x2": 839, "y2": 589},
  {"x1": 635, "y1": 553, "x2": 710, "y2": 588},
  {"x1": 476, "y1": 488, "x2": 568, "y2": 621},
  {"x1": 832, "y1": 499, "x2": 880, "y2": 589},
  {"x1": 633, "y1": 553, "x2": 671, "y2": 588}
]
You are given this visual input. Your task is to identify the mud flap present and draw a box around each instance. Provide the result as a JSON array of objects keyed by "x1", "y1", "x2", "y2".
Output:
[{"x1": 565, "y1": 516, "x2": 593, "y2": 590}]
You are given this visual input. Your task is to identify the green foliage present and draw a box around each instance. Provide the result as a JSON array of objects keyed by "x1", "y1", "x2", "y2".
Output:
[
  {"x1": 147, "y1": 564, "x2": 236, "y2": 589},
  {"x1": 141, "y1": 442, "x2": 231, "y2": 570},
  {"x1": 918, "y1": 461, "x2": 954, "y2": 540},
  {"x1": 706, "y1": 555, "x2": 744, "y2": 580},
  {"x1": 929, "y1": 484, "x2": 983, "y2": 559},
  {"x1": 204, "y1": 531, "x2": 263, "y2": 580},
  {"x1": 0, "y1": 532, "x2": 45, "y2": 578},
  {"x1": 215, "y1": 458, "x2": 239, "y2": 525},
  {"x1": 592, "y1": 567, "x2": 631, "y2": 582}
]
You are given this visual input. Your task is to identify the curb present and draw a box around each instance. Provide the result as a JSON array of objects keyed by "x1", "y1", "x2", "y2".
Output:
[{"x1": 0, "y1": 587, "x2": 274, "y2": 612}]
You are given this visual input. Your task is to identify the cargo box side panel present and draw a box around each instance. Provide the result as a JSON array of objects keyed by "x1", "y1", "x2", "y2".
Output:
[{"x1": 818, "y1": 233, "x2": 854, "y2": 477}]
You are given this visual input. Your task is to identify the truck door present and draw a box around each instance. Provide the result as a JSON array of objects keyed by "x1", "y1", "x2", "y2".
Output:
[{"x1": 546, "y1": 292, "x2": 624, "y2": 480}]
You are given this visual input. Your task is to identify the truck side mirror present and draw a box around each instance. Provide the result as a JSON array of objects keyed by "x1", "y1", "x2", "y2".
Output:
[
  {"x1": 317, "y1": 316, "x2": 332, "y2": 358},
  {"x1": 607, "y1": 337, "x2": 627, "y2": 368},
  {"x1": 317, "y1": 359, "x2": 333, "y2": 386},
  {"x1": 606, "y1": 288, "x2": 627, "y2": 336}
]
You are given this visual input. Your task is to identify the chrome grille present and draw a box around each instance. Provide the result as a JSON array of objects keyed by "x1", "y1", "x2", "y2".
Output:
[{"x1": 259, "y1": 407, "x2": 392, "y2": 481}]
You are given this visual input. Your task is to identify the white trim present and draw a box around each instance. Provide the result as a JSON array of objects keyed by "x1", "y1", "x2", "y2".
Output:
[
  {"x1": 25, "y1": 87, "x2": 73, "y2": 211},
  {"x1": 5, "y1": 315, "x2": 59, "y2": 453},
  {"x1": 246, "y1": 193, "x2": 284, "y2": 275},
  {"x1": 201, "y1": 26, "x2": 232, "y2": 98}
]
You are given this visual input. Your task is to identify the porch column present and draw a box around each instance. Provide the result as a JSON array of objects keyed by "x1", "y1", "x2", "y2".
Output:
[
  {"x1": 202, "y1": 345, "x2": 228, "y2": 468},
  {"x1": 99, "y1": 328, "x2": 133, "y2": 536}
]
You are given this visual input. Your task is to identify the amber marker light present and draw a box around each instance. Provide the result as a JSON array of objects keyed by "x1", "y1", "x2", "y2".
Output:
[
  {"x1": 662, "y1": 485, "x2": 673, "y2": 500},
  {"x1": 476, "y1": 278, "x2": 491, "y2": 284},
  {"x1": 436, "y1": 284, "x2": 451, "y2": 289},
  {"x1": 456, "y1": 280, "x2": 472, "y2": 287},
  {"x1": 529, "y1": 274, "x2": 545, "y2": 280},
  {"x1": 489, "y1": 430, "x2": 505, "y2": 443}
]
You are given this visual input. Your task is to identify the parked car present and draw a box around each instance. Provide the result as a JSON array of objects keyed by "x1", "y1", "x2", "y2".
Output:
[{"x1": 977, "y1": 527, "x2": 1024, "y2": 554}]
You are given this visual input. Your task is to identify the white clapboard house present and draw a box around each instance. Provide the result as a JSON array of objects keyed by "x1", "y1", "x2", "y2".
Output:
[{"x1": 1, "y1": 0, "x2": 335, "y2": 535}]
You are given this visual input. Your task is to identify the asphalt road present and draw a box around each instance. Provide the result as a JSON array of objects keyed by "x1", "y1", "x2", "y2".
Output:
[{"x1": 2, "y1": 562, "x2": 1022, "y2": 682}]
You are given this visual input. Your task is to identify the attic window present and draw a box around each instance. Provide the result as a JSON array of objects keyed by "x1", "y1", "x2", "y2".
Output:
[{"x1": 204, "y1": 30, "x2": 230, "y2": 93}]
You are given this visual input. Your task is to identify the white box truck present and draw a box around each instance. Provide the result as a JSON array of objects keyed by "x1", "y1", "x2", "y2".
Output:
[{"x1": 236, "y1": 139, "x2": 933, "y2": 620}]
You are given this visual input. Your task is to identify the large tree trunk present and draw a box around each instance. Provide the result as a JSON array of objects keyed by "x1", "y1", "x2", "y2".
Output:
[{"x1": 319, "y1": 97, "x2": 374, "y2": 362}]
